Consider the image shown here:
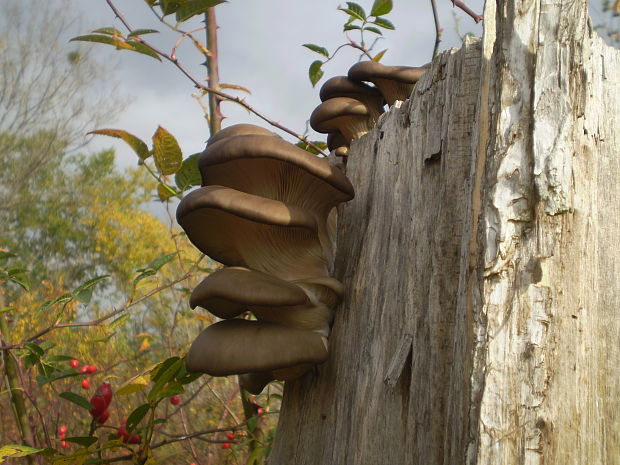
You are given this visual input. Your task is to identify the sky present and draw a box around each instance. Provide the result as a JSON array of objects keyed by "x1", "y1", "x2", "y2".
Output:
[{"x1": 70, "y1": 0, "x2": 486, "y2": 168}]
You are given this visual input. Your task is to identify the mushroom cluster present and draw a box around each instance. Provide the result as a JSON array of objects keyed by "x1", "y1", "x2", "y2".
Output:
[
  {"x1": 177, "y1": 124, "x2": 354, "y2": 394},
  {"x1": 310, "y1": 61, "x2": 429, "y2": 160}
]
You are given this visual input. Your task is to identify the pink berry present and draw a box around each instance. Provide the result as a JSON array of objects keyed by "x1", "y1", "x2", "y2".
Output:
[
  {"x1": 81, "y1": 378, "x2": 90, "y2": 389},
  {"x1": 222, "y1": 442, "x2": 231, "y2": 449},
  {"x1": 169, "y1": 395, "x2": 180, "y2": 405},
  {"x1": 69, "y1": 360, "x2": 79, "y2": 368}
]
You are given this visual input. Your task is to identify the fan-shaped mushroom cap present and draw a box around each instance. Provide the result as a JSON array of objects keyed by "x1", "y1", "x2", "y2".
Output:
[
  {"x1": 348, "y1": 61, "x2": 428, "y2": 106},
  {"x1": 310, "y1": 97, "x2": 377, "y2": 142},
  {"x1": 319, "y1": 76, "x2": 384, "y2": 119},
  {"x1": 186, "y1": 319, "x2": 328, "y2": 376},
  {"x1": 190, "y1": 266, "x2": 310, "y2": 319},
  {"x1": 239, "y1": 372, "x2": 275, "y2": 395},
  {"x1": 200, "y1": 133, "x2": 353, "y2": 206},
  {"x1": 293, "y1": 276, "x2": 344, "y2": 308},
  {"x1": 198, "y1": 131, "x2": 354, "y2": 257},
  {"x1": 327, "y1": 132, "x2": 349, "y2": 158},
  {"x1": 177, "y1": 185, "x2": 327, "y2": 280},
  {"x1": 207, "y1": 124, "x2": 276, "y2": 146}
]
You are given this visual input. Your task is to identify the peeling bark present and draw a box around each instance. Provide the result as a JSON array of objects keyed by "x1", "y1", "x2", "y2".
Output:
[{"x1": 268, "y1": 1, "x2": 620, "y2": 463}]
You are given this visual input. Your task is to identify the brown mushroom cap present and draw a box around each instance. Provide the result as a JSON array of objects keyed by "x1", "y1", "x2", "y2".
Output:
[
  {"x1": 198, "y1": 131, "x2": 354, "y2": 257},
  {"x1": 327, "y1": 132, "x2": 349, "y2": 158},
  {"x1": 200, "y1": 133, "x2": 354, "y2": 205},
  {"x1": 310, "y1": 97, "x2": 377, "y2": 142},
  {"x1": 292, "y1": 276, "x2": 344, "y2": 308},
  {"x1": 186, "y1": 319, "x2": 328, "y2": 376},
  {"x1": 239, "y1": 371, "x2": 275, "y2": 395},
  {"x1": 319, "y1": 76, "x2": 385, "y2": 120},
  {"x1": 348, "y1": 61, "x2": 428, "y2": 106},
  {"x1": 319, "y1": 76, "x2": 382, "y2": 102},
  {"x1": 190, "y1": 266, "x2": 310, "y2": 319},
  {"x1": 177, "y1": 185, "x2": 327, "y2": 280},
  {"x1": 207, "y1": 123, "x2": 276, "y2": 146}
]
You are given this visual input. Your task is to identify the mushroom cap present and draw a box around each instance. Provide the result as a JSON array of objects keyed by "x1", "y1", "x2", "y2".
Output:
[
  {"x1": 186, "y1": 319, "x2": 328, "y2": 376},
  {"x1": 239, "y1": 371, "x2": 275, "y2": 395},
  {"x1": 348, "y1": 61, "x2": 428, "y2": 84},
  {"x1": 319, "y1": 76, "x2": 382, "y2": 102},
  {"x1": 327, "y1": 132, "x2": 349, "y2": 151},
  {"x1": 292, "y1": 276, "x2": 344, "y2": 308},
  {"x1": 310, "y1": 97, "x2": 371, "y2": 135},
  {"x1": 207, "y1": 124, "x2": 276, "y2": 146},
  {"x1": 177, "y1": 185, "x2": 327, "y2": 280},
  {"x1": 190, "y1": 266, "x2": 310, "y2": 319},
  {"x1": 200, "y1": 134, "x2": 354, "y2": 207}
]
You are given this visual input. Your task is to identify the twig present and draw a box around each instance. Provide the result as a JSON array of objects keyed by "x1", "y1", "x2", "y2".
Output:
[
  {"x1": 24, "y1": 271, "x2": 194, "y2": 343},
  {"x1": 450, "y1": 0, "x2": 483, "y2": 23},
  {"x1": 430, "y1": 0, "x2": 442, "y2": 59},
  {"x1": 104, "y1": 0, "x2": 327, "y2": 155}
]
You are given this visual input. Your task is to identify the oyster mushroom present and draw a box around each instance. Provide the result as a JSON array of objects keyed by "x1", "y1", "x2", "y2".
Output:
[
  {"x1": 348, "y1": 61, "x2": 428, "y2": 106},
  {"x1": 198, "y1": 128, "x2": 354, "y2": 256},
  {"x1": 177, "y1": 185, "x2": 326, "y2": 281},
  {"x1": 310, "y1": 97, "x2": 377, "y2": 142},
  {"x1": 186, "y1": 319, "x2": 328, "y2": 376},
  {"x1": 319, "y1": 76, "x2": 385, "y2": 119},
  {"x1": 327, "y1": 132, "x2": 349, "y2": 158},
  {"x1": 206, "y1": 123, "x2": 277, "y2": 145}
]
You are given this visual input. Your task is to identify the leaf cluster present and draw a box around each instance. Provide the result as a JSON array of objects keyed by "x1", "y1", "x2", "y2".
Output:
[{"x1": 304, "y1": 0, "x2": 395, "y2": 86}]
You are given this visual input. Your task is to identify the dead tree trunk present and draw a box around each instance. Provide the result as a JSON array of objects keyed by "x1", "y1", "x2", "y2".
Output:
[{"x1": 269, "y1": 1, "x2": 620, "y2": 463}]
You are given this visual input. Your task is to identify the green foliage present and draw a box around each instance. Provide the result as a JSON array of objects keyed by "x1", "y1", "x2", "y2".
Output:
[
  {"x1": 304, "y1": 0, "x2": 396, "y2": 86},
  {"x1": 71, "y1": 31, "x2": 161, "y2": 61}
]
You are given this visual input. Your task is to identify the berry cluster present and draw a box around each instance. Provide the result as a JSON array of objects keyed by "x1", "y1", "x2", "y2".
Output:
[
  {"x1": 89, "y1": 382, "x2": 113, "y2": 425},
  {"x1": 57, "y1": 424, "x2": 70, "y2": 449}
]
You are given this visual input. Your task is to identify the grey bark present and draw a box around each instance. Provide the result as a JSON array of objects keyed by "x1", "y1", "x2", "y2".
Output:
[{"x1": 269, "y1": 1, "x2": 620, "y2": 464}]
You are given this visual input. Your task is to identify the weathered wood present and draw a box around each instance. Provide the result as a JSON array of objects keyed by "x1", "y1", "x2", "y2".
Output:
[{"x1": 269, "y1": 1, "x2": 620, "y2": 463}]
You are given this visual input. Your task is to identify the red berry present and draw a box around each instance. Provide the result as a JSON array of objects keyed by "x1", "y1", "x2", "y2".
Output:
[
  {"x1": 96, "y1": 409, "x2": 109, "y2": 425},
  {"x1": 94, "y1": 382, "x2": 113, "y2": 406},
  {"x1": 87, "y1": 365, "x2": 97, "y2": 374},
  {"x1": 81, "y1": 378, "x2": 90, "y2": 389},
  {"x1": 60, "y1": 440, "x2": 69, "y2": 449},
  {"x1": 227, "y1": 432, "x2": 234, "y2": 440},
  {"x1": 257, "y1": 408, "x2": 264, "y2": 415},
  {"x1": 58, "y1": 425, "x2": 68, "y2": 435},
  {"x1": 69, "y1": 360, "x2": 79, "y2": 369},
  {"x1": 90, "y1": 394, "x2": 107, "y2": 418},
  {"x1": 118, "y1": 425, "x2": 130, "y2": 442},
  {"x1": 222, "y1": 442, "x2": 231, "y2": 449},
  {"x1": 169, "y1": 395, "x2": 180, "y2": 405},
  {"x1": 81, "y1": 365, "x2": 90, "y2": 374},
  {"x1": 129, "y1": 434, "x2": 140, "y2": 444}
]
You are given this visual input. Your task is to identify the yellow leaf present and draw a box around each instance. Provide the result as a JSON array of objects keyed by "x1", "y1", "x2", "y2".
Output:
[{"x1": 116, "y1": 375, "x2": 150, "y2": 395}]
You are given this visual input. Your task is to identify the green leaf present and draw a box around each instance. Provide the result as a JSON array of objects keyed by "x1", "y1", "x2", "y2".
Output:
[
  {"x1": 89, "y1": 129, "x2": 150, "y2": 161},
  {"x1": 152, "y1": 126, "x2": 183, "y2": 175},
  {"x1": 364, "y1": 26, "x2": 383, "y2": 35},
  {"x1": 157, "y1": 183, "x2": 178, "y2": 201},
  {"x1": 160, "y1": 0, "x2": 183, "y2": 15},
  {"x1": 0, "y1": 445, "x2": 43, "y2": 462},
  {"x1": 373, "y1": 17, "x2": 395, "y2": 29},
  {"x1": 37, "y1": 370, "x2": 80, "y2": 386},
  {"x1": 24, "y1": 342, "x2": 44, "y2": 357},
  {"x1": 35, "y1": 293, "x2": 73, "y2": 315},
  {"x1": 148, "y1": 358, "x2": 184, "y2": 402},
  {"x1": 72, "y1": 275, "x2": 110, "y2": 304},
  {"x1": 151, "y1": 357, "x2": 181, "y2": 383},
  {"x1": 64, "y1": 436, "x2": 98, "y2": 447},
  {"x1": 117, "y1": 374, "x2": 150, "y2": 396},
  {"x1": 92, "y1": 27, "x2": 125, "y2": 37},
  {"x1": 108, "y1": 314, "x2": 130, "y2": 331},
  {"x1": 1, "y1": 268, "x2": 30, "y2": 291},
  {"x1": 157, "y1": 382, "x2": 184, "y2": 399},
  {"x1": 178, "y1": 372, "x2": 202, "y2": 384},
  {"x1": 338, "y1": 2, "x2": 366, "y2": 21},
  {"x1": 127, "y1": 29, "x2": 160, "y2": 38},
  {"x1": 70, "y1": 34, "x2": 134, "y2": 50},
  {"x1": 302, "y1": 44, "x2": 329, "y2": 58},
  {"x1": 343, "y1": 24, "x2": 362, "y2": 31},
  {"x1": 126, "y1": 403, "x2": 150, "y2": 433},
  {"x1": 59, "y1": 392, "x2": 93, "y2": 410},
  {"x1": 308, "y1": 60, "x2": 324, "y2": 87},
  {"x1": 175, "y1": 0, "x2": 227, "y2": 22},
  {"x1": 370, "y1": 0, "x2": 393, "y2": 16},
  {"x1": 174, "y1": 153, "x2": 202, "y2": 191},
  {"x1": 125, "y1": 40, "x2": 162, "y2": 61}
]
